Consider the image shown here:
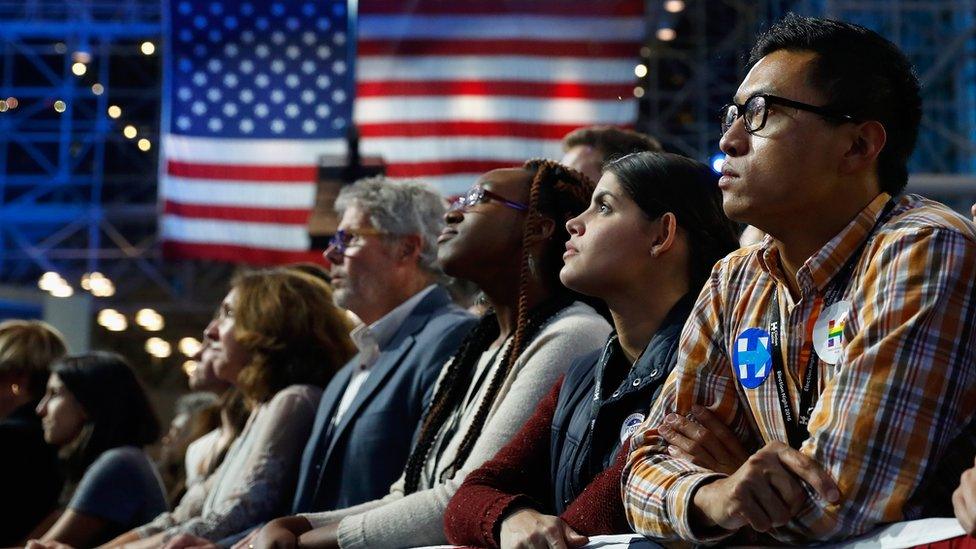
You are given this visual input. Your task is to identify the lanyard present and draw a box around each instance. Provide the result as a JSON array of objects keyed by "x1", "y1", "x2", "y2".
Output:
[
  {"x1": 768, "y1": 197, "x2": 898, "y2": 450},
  {"x1": 589, "y1": 336, "x2": 618, "y2": 437}
]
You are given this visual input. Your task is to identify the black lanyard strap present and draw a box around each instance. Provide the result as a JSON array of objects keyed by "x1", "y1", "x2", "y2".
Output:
[{"x1": 768, "y1": 197, "x2": 898, "y2": 450}]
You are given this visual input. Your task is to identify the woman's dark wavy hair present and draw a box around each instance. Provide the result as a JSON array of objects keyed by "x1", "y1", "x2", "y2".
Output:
[
  {"x1": 401, "y1": 159, "x2": 595, "y2": 494},
  {"x1": 604, "y1": 152, "x2": 740, "y2": 292},
  {"x1": 52, "y1": 351, "x2": 161, "y2": 480}
]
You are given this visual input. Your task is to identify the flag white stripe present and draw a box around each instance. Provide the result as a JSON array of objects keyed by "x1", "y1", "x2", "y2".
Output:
[
  {"x1": 358, "y1": 15, "x2": 644, "y2": 41},
  {"x1": 160, "y1": 176, "x2": 316, "y2": 208},
  {"x1": 162, "y1": 216, "x2": 311, "y2": 251},
  {"x1": 358, "y1": 56, "x2": 637, "y2": 84},
  {"x1": 163, "y1": 135, "x2": 346, "y2": 166},
  {"x1": 160, "y1": 136, "x2": 567, "y2": 169},
  {"x1": 360, "y1": 137, "x2": 562, "y2": 163},
  {"x1": 355, "y1": 96, "x2": 635, "y2": 124}
]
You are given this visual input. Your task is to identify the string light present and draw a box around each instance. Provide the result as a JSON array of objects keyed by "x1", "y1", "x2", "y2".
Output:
[
  {"x1": 634, "y1": 64, "x2": 648, "y2": 78},
  {"x1": 145, "y1": 337, "x2": 172, "y2": 358},
  {"x1": 136, "y1": 308, "x2": 164, "y2": 331},
  {"x1": 53, "y1": 100, "x2": 66, "y2": 113},
  {"x1": 123, "y1": 125, "x2": 138, "y2": 138},
  {"x1": 137, "y1": 138, "x2": 151, "y2": 151},
  {"x1": 664, "y1": 0, "x2": 685, "y2": 13},
  {"x1": 91, "y1": 83, "x2": 104, "y2": 95},
  {"x1": 141, "y1": 41, "x2": 156, "y2": 55},
  {"x1": 657, "y1": 28, "x2": 677, "y2": 41},
  {"x1": 71, "y1": 62, "x2": 87, "y2": 76}
]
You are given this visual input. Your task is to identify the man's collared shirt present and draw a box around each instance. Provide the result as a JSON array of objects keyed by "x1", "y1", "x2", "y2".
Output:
[
  {"x1": 330, "y1": 285, "x2": 438, "y2": 428},
  {"x1": 623, "y1": 193, "x2": 976, "y2": 544}
]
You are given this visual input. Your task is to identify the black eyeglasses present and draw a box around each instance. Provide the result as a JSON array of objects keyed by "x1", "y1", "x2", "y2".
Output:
[
  {"x1": 327, "y1": 228, "x2": 387, "y2": 255},
  {"x1": 720, "y1": 93, "x2": 858, "y2": 136},
  {"x1": 449, "y1": 184, "x2": 528, "y2": 213}
]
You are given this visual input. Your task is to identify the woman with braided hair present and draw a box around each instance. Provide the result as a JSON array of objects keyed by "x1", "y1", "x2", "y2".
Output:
[
  {"x1": 444, "y1": 152, "x2": 740, "y2": 548},
  {"x1": 247, "y1": 160, "x2": 611, "y2": 549}
]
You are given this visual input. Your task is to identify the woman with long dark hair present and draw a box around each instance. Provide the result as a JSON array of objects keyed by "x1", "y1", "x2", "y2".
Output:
[
  {"x1": 444, "y1": 152, "x2": 740, "y2": 548},
  {"x1": 245, "y1": 160, "x2": 612, "y2": 548},
  {"x1": 27, "y1": 351, "x2": 166, "y2": 548}
]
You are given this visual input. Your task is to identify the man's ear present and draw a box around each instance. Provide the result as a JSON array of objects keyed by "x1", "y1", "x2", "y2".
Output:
[
  {"x1": 840, "y1": 120, "x2": 886, "y2": 176},
  {"x1": 395, "y1": 234, "x2": 424, "y2": 263},
  {"x1": 649, "y1": 213, "x2": 678, "y2": 257}
]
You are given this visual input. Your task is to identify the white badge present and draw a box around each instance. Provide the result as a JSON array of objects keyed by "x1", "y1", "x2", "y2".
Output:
[
  {"x1": 812, "y1": 300, "x2": 851, "y2": 365},
  {"x1": 619, "y1": 412, "x2": 646, "y2": 444}
]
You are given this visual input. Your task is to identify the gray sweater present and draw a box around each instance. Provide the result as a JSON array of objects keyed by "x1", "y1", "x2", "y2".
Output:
[{"x1": 300, "y1": 301, "x2": 611, "y2": 548}]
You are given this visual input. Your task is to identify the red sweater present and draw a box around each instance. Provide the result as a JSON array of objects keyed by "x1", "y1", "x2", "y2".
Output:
[{"x1": 444, "y1": 376, "x2": 631, "y2": 548}]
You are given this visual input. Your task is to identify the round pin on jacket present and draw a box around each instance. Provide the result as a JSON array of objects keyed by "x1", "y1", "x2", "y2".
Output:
[
  {"x1": 620, "y1": 412, "x2": 645, "y2": 444},
  {"x1": 813, "y1": 300, "x2": 851, "y2": 365},
  {"x1": 733, "y1": 327, "x2": 773, "y2": 389}
]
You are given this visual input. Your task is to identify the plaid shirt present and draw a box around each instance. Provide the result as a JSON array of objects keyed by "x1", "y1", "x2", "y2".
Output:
[{"x1": 622, "y1": 193, "x2": 976, "y2": 544}]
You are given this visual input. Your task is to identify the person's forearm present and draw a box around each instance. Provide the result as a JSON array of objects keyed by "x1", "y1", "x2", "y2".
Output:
[{"x1": 101, "y1": 529, "x2": 141, "y2": 548}]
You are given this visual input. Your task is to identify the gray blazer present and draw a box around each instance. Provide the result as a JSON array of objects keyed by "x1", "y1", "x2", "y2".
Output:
[{"x1": 291, "y1": 286, "x2": 476, "y2": 513}]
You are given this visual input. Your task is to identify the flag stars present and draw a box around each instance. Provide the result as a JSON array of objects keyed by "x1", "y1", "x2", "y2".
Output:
[
  {"x1": 239, "y1": 89, "x2": 254, "y2": 103},
  {"x1": 255, "y1": 74, "x2": 270, "y2": 88},
  {"x1": 317, "y1": 45, "x2": 331, "y2": 59},
  {"x1": 270, "y1": 119, "x2": 286, "y2": 134},
  {"x1": 254, "y1": 103, "x2": 269, "y2": 118},
  {"x1": 315, "y1": 75, "x2": 331, "y2": 89},
  {"x1": 271, "y1": 31, "x2": 285, "y2": 45},
  {"x1": 270, "y1": 89, "x2": 285, "y2": 104},
  {"x1": 192, "y1": 72, "x2": 207, "y2": 86},
  {"x1": 285, "y1": 103, "x2": 299, "y2": 118},
  {"x1": 208, "y1": 117, "x2": 223, "y2": 132},
  {"x1": 285, "y1": 74, "x2": 300, "y2": 88},
  {"x1": 239, "y1": 119, "x2": 254, "y2": 133},
  {"x1": 332, "y1": 60, "x2": 346, "y2": 75},
  {"x1": 302, "y1": 120, "x2": 317, "y2": 134},
  {"x1": 301, "y1": 60, "x2": 316, "y2": 74},
  {"x1": 206, "y1": 88, "x2": 222, "y2": 102},
  {"x1": 332, "y1": 89, "x2": 346, "y2": 104}
]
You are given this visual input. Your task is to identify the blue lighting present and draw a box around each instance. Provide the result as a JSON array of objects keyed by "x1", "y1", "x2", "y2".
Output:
[{"x1": 709, "y1": 153, "x2": 726, "y2": 174}]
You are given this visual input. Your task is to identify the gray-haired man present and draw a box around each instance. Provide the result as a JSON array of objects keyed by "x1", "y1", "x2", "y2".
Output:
[{"x1": 291, "y1": 177, "x2": 476, "y2": 514}]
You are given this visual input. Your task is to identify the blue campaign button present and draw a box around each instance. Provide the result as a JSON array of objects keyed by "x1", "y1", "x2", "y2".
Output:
[{"x1": 733, "y1": 327, "x2": 773, "y2": 389}]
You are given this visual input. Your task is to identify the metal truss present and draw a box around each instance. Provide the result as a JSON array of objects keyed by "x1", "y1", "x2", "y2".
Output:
[
  {"x1": 640, "y1": 0, "x2": 976, "y2": 204},
  {"x1": 0, "y1": 0, "x2": 232, "y2": 314}
]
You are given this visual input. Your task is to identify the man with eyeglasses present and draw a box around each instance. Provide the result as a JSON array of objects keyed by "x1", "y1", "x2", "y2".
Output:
[
  {"x1": 623, "y1": 14, "x2": 976, "y2": 545},
  {"x1": 224, "y1": 176, "x2": 476, "y2": 547}
]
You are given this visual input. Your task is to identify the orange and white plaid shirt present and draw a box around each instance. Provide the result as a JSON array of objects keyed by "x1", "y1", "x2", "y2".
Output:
[{"x1": 623, "y1": 193, "x2": 976, "y2": 544}]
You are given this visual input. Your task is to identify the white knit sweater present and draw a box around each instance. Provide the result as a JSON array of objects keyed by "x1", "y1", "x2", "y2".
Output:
[{"x1": 300, "y1": 301, "x2": 611, "y2": 549}]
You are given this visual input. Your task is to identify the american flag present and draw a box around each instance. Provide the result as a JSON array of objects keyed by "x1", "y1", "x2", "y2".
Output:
[{"x1": 160, "y1": 0, "x2": 645, "y2": 265}]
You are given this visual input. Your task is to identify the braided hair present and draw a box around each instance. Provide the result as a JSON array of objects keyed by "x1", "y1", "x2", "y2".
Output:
[{"x1": 402, "y1": 160, "x2": 594, "y2": 494}]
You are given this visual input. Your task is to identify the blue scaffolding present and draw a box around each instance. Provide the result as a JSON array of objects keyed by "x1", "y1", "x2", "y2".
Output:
[{"x1": 0, "y1": 0, "x2": 166, "y2": 291}]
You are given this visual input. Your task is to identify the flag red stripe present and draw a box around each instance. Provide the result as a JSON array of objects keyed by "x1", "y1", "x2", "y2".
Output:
[
  {"x1": 356, "y1": 80, "x2": 633, "y2": 100},
  {"x1": 163, "y1": 241, "x2": 325, "y2": 266},
  {"x1": 358, "y1": 121, "x2": 633, "y2": 139},
  {"x1": 164, "y1": 201, "x2": 311, "y2": 225},
  {"x1": 358, "y1": 39, "x2": 638, "y2": 58},
  {"x1": 360, "y1": 0, "x2": 644, "y2": 17},
  {"x1": 167, "y1": 161, "x2": 317, "y2": 182},
  {"x1": 385, "y1": 160, "x2": 520, "y2": 178}
]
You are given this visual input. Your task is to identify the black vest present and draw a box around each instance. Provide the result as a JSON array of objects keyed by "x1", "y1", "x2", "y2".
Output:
[{"x1": 548, "y1": 294, "x2": 693, "y2": 514}]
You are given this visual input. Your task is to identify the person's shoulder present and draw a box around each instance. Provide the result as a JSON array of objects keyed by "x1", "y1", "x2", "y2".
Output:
[
  {"x1": 545, "y1": 301, "x2": 610, "y2": 330},
  {"x1": 87, "y1": 446, "x2": 153, "y2": 479},
  {"x1": 881, "y1": 194, "x2": 976, "y2": 243},
  {"x1": 270, "y1": 384, "x2": 324, "y2": 406},
  {"x1": 530, "y1": 302, "x2": 612, "y2": 349}
]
